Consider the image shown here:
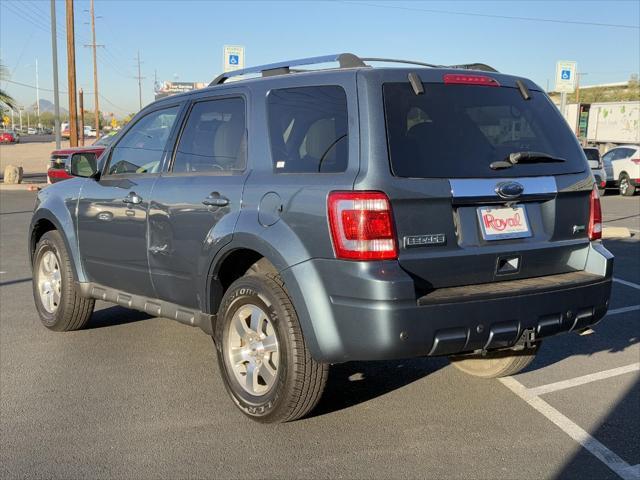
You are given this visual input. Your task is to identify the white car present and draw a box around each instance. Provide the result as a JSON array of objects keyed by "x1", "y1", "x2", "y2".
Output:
[
  {"x1": 27, "y1": 127, "x2": 37, "y2": 135},
  {"x1": 583, "y1": 147, "x2": 606, "y2": 195},
  {"x1": 602, "y1": 145, "x2": 640, "y2": 196},
  {"x1": 83, "y1": 126, "x2": 97, "y2": 138}
]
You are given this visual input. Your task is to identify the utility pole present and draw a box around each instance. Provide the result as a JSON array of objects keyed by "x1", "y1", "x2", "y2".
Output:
[
  {"x1": 35, "y1": 58, "x2": 40, "y2": 127},
  {"x1": 19, "y1": 107, "x2": 23, "y2": 132},
  {"x1": 84, "y1": 0, "x2": 102, "y2": 138},
  {"x1": 66, "y1": 0, "x2": 79, "y2": 147},
  {"x1": 79, "y1": 88, "x2": 85, "y2": 146},
  {"x1": 135, "y1": 51, "x2": 145, "y2": 111},
  {"x1": 51, "y1": 0, "x2": 61, "y2": 148}
]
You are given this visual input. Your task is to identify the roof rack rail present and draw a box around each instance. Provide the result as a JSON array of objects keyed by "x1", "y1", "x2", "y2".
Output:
[
  {"x1": 360, "y1": 57, "x2": 443, "y2": 68},
  {"x1": 209, "y1": 53, "x2": 366, "y2": 86},
  {"x1": 208, "y1": 54, "x2": 499, "y2": 86}
]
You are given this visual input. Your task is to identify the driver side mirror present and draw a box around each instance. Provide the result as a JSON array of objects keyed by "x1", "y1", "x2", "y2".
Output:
[{"x1": 66, "y1": 152, "x2": 98, "y2": 178}]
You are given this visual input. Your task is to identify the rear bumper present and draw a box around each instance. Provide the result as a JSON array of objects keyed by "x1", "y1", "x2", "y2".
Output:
[{"x1": 282, "y1": 243, "x2": 613, "y2": 363}]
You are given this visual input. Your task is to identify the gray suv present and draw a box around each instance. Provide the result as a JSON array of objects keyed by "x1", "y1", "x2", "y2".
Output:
[{"x1": 29, "y1": 54, "x2": 613, "y2": 423}]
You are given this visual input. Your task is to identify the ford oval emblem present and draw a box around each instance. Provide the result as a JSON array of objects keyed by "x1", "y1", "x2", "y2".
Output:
[{"x1": 495, "y1": 181, "x2": 524, "y2": 199}]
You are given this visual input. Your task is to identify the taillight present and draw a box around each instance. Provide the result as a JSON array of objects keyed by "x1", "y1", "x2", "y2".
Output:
[
  {"x1": 631, "y1": 158, "x2": 640, "y2": 165},
  {"x1": 443, "y1": 74, "x2": 500, "y2": 87},
  {"x1": 327, "y1": 191, "x2": 398, "y2": 260},
  {"x1": 588, "y1": 185, "x2": 602, "y2": 241}
]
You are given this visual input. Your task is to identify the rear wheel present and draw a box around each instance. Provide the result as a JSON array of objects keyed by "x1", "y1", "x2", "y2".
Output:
[
  {"x1": 619, "y1": 173, "x2": 636, "y2": 196},
  {"x1": 215, "y1": 272, "x2": 328, "y2": 423},
  {"x1": 449, "y1": 343, "x2": 540, "y2": 378},
  {"x1": 32, "y1": 230, "x2": 95, "y2": 331}
]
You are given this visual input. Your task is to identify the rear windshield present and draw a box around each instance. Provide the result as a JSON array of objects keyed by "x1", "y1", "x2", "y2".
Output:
[
  {"x1": 583, "y1": 149, "x2": 600, "y2": 161},
  {"x1": 383, "y1": 83, "x2": 587, "y2": 178}
]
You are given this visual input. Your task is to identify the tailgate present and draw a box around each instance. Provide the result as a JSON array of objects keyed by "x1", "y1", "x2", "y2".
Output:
[{"x1": 391, "y1": 174, "x2": 592, "y2": 289}]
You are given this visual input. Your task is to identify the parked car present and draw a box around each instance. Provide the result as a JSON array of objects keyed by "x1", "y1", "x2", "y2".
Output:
[
  {"x1": 583, "y1": 147, "x2": 606, "y2": 194},
  {"x1": 47, "y1": 133, "x2": 120, "y2": 183},
  {"x1": 0, "y1": 129, "x2": 19, "y2": 144},
  {"x1": 29, "y1": 54, "x2": 613, "y2": 423},
  {"x1": 602, "y1": 145, "x2": 640, "y2": 196},
  {"x1": 27, "y1": 127, "x2": 37, "y2": 135},
  {"x1": 84, "y1": 126, "x2": 97, "y2": 138}
]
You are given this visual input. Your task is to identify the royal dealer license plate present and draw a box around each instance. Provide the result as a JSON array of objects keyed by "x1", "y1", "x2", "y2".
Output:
[{"x1": 477, "y1": 205, "x2": 531, "y2": 240}]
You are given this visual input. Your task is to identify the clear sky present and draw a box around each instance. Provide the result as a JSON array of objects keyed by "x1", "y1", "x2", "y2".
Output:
[{"x1": 1, "y1": 0, "x2": 639, "y2": 117}]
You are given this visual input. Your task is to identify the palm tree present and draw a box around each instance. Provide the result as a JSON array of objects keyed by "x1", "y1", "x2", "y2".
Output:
[{"x1": 1, "y1": 63, "x2": 16, "y2": 111}]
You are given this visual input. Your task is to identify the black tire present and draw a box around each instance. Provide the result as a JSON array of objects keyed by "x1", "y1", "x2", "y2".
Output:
[
  {"x1": 449, "y1": 343, "x2": 540, "y2": 378},
  {"x1": 32, "y1": 230, "x2": 95, "y2": 331},
  {"x1": 215, "y1": 272, "x2": 328, "y2": 423},
  {"x1": 619, "y1": 173, "x2": 636, "y2": 196}
]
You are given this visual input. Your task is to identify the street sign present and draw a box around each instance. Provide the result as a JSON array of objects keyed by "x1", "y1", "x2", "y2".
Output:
[
  {"x1": 2, "y1": 116, "x2": 9, "y2": 126},
  {"x1": 555, "y1": 61, "x2": 577, "y2": 93},
  {"x1": 223, "y1": 45, "x2": 245, "y2": 73}
]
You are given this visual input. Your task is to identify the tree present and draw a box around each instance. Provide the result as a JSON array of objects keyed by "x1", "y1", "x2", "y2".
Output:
[{"x1": 0, "y1": 62, "x2": 16, "y2": 113}]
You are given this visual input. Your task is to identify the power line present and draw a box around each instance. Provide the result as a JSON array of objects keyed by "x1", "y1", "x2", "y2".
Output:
[
  {"x1": 2, "y1": 78, "x2": 68, "y2": 94},
  {"x1": 3, "y1": 79, "x2": 131, "y2": 114},
  {"x1": 340, "y1": 1, "x2": 640, "y2": 30},
  {"x1": 99, "y1": 94, "x2": 129, "y2": 114}
]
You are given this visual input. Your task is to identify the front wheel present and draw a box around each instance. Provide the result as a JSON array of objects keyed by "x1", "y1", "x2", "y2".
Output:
[
  {"x1": 449, "y1": 343, "x2": 541, "y2": 378},
  {"x1": 215, "y1": 273, "x2": 328, "y2": 423},
  {"x1": 32, "y1": 230, "x2": 95, "y2": 331},
  {"x1": 619, "y1": 173, "x2": 636, "y2": 196}
]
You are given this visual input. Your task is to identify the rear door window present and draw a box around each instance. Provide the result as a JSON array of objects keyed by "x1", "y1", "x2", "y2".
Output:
[
  {"x1": 267, "y1": 86, "x2": 348, "y2": 173},
  {"x1": 383, "y1": 83, "x2": 587, "y2": 178},
  {"x1": 172, "y1": 97, "x2": 246, "y2": 173}
]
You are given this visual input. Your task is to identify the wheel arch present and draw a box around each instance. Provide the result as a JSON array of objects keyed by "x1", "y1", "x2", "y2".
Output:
[
  {"x1": 204, "y1": 237, "x2": 288, "y2": 316},
  {"x1": 202, "y1": 233, "x2": 325, "y2": 359},
  {"x1": 30, "y1": 207, "x2": 86, "y2": 283}
]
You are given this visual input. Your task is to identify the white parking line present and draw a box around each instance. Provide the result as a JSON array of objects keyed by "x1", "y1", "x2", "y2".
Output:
[
  {"x1": 614, "y1": 278, "x2": 640, "y2": 290},
  {"x1": 607, "y1": 305, "x2": 640, "y2": 316},
  {"x1": 500, "y1": 376, "x2": 639, "y2": 480},
  {"x1": 527, "y1": 363, "x2": 640, "y2": 397}
]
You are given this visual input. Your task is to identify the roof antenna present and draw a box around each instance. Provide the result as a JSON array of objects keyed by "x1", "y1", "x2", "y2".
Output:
[{"x1": 408, "y1": 73, "x2": 424, "y2": 95}]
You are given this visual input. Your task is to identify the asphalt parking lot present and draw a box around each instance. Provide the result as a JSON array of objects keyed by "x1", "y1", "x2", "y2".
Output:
[{"x1": 1, "y1": 190, "x2": 638, "y2": 480}]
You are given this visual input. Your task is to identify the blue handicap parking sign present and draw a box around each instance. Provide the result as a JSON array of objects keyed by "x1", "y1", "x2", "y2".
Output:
[
  {"x1": 561, "y1": 69, "x2": 571, "y2": 80},
  {"x1": 229, "y1": 54, "x2": 239, "y2": 65}
]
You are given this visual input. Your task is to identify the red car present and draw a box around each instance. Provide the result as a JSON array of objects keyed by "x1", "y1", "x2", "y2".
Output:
[
  {"x1": 47, "y1": 133, "x2": 117, "y2": 183},
  {"x1": 0, "y1": 130, "x2": 19, "y2": 143},
  {"x1": 47, "y1": 146, "x2": 105, "y2": 183}
]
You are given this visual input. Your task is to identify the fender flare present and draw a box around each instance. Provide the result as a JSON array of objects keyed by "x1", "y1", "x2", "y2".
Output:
[
  {"x1": 202, "y1": 230, "x2": 324, "y2": 359},
  {"x1": 30, "y1": 206, "x2": 87, "y2": 284}
]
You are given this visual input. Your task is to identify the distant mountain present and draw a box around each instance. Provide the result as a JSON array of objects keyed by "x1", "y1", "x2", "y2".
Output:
[{"x1": 26, "y1": 99, "x2": 68, "y2": 115}]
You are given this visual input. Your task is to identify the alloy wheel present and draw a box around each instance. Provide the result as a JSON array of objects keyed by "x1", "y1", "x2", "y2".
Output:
[{"x1": 226, "y1": 304, "x2": 280, "y2": 396}]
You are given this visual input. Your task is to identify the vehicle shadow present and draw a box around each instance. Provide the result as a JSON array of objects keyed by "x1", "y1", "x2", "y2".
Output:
[
  {"x1": 310, "y1": 356, "x2": 449, "y2": 418},
  {"x1": 85, "y1": 304, "x2": 153, "y2": 329}
]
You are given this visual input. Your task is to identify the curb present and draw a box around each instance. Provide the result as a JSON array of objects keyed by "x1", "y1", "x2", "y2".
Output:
[
  {"x1": 0, "y1": 183, "x2": 47, "y2": 191},
  {"x1": 601, "y1": 226, "x2": 632, "y2": 239}
]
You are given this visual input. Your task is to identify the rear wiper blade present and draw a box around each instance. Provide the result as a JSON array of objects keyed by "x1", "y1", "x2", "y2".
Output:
[
  {"x1": 490, "y1": 151, "x2": 566, "y2": 170},
  {"x1": 507, "y1": 151, "x2": 566, "y2": 164}
]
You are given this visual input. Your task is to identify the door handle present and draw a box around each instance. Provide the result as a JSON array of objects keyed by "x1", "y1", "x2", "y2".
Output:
[
  {"x1": 123, "y1": 192, "x2": 142, "y2": 205},
  {"x1": 202, "y1": 192, "x2": 229, "y2": 207}
]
